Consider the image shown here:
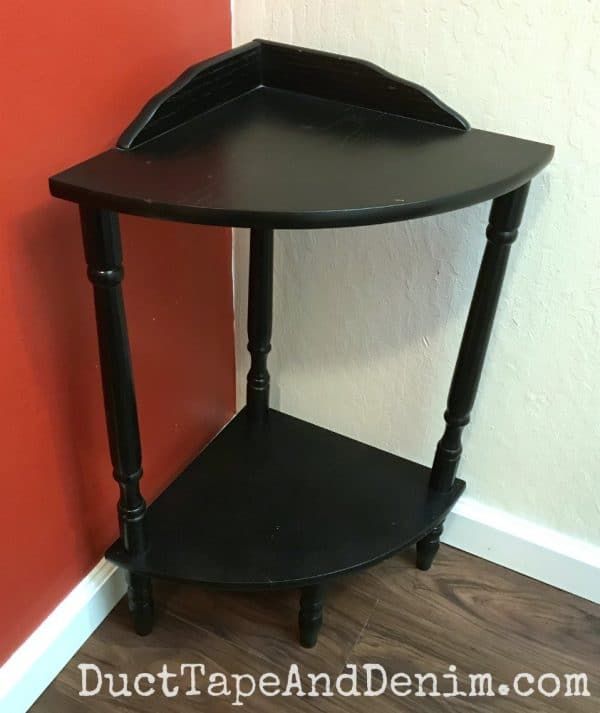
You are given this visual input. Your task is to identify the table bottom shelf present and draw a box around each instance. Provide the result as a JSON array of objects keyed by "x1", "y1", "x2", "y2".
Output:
[{"x1": 106, "y1": 408, "x2": 464, "y2": 588}]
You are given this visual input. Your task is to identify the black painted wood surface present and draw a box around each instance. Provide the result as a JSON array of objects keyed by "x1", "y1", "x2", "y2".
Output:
[
  {"x1": 246, "y1": 228, "x2": 273, "y2": 423},
  {"x1": 416, "y1": 184, "x2": 531, "y2": 568},
  {"x1": 106, "y1": 408, "x2": 464, "y2": 588},
  {"x1": 430, "y1": 183, "x2": 530, "y2": 493},
  {"x1": 49, "y1": 41, "x2": 552, "y2": 229},
  {"x1": 49, "y1": 39, "x2": 554, "y2": 646},
  {"x1": 116, "y1": 39, "x2": 468, "y2": 150},
  {"x1": 80, "y1": 208, "x2": 154, "y2": 634},
  {"x1": 298, "y1": 584, "x2": 326, "y2": 649}
]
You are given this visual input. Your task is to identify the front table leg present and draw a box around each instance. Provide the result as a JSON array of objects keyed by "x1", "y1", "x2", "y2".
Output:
[
  {"x1": 298, "y1": 584, "x2": 325, "y2": 648},
  {"x1": 417, "y1": 183, "x2": 531, "y2": 570},
  {"x1": 80, "y1": 207, "x2": 153, "y2": 634}
]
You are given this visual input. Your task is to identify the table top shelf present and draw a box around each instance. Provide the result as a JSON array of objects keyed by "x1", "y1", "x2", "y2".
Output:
[
  {"x1": 106, "y1": 408, "x2": 465, "y2": 589},
  {"x1": 49, "y1": 39, "x2": 553, "y2": 229}
]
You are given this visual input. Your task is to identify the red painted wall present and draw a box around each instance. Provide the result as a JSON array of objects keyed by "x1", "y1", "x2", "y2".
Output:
[{"x1": 0, "y1": 2, "x2": 233, "y2": 664}]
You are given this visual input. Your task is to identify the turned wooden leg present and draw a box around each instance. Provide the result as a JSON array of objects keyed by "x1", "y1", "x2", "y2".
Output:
[
  {"x1": 416, "y1": 524, "x2": 444, "y2": 571},
  {"x1": 298, "y1": 584, "x2": 325, "y2": 648},
  {"x1": 418, "y1": 183, "x2": 531, "y2": 569},
  {"x1": 81, "y1": 207, "x2": 153, "y2": 635},
  {"x1": 246, "y1": 227, "x2": 273, "y2": 423},
  {"x1": 127, "y1": 572, "x2": 154, "y2": 636}
]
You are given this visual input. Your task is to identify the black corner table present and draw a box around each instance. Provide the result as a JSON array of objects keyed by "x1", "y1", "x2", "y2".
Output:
[{"x1": 49, "y1": 40, "x2": 553, "y2": 648}]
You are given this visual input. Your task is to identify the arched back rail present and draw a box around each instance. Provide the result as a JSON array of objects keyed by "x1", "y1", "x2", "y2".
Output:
[{"x1": 118, "y1": 39, "x2": 469, "y2": 149}]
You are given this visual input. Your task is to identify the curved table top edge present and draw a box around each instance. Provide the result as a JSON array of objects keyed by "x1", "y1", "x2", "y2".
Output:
[{"x1": 49, "y1": 146, "x2": 553, "y2": 230}]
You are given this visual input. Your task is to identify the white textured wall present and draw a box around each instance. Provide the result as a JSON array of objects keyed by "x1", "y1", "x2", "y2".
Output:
[{"x1": 233, "y1": 1, "x2": 600, "y2": 544}]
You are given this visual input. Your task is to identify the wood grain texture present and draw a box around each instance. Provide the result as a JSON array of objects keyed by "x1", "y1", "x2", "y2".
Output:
[{"x1": 33, "y1": 546, "x2": 599, "y2": 711}]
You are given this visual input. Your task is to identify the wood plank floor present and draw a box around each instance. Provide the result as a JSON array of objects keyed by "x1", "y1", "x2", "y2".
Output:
[{"x1": 32, "y1": 545, "x2": 599, "y2": 711}]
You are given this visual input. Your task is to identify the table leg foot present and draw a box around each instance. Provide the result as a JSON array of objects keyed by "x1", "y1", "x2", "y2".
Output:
[
  {"x1": 298, "y1": 584, "x2": 324, "y2": 648},
  {"x1": 416, "y1": 523, "x2": 444, "y2": 571},
  {"x1": 128, "y1": 572, "x2": 154, "y2": 636}
]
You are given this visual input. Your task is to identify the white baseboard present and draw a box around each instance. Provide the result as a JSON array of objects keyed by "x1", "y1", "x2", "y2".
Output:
[
  {"x1": 1, "y1": 503, "x2": 598, "y2": 712},
  {"x1": 0, "y1": 559, "x2": 126, "y2": 713},
  {"x1": 444, "y1": 496, "x2": 600, "y2": 604}
]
